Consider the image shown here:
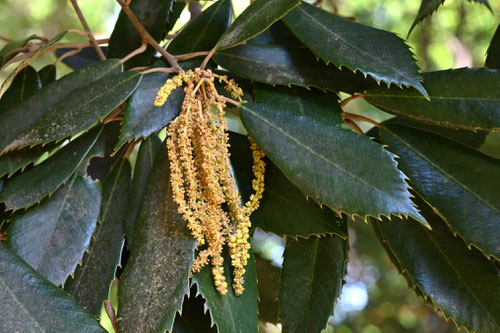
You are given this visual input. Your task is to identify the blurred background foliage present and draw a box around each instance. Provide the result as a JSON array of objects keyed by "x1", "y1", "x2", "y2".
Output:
[{"x1": 1, "y1": 0, "x2": 498, "y2": 332}]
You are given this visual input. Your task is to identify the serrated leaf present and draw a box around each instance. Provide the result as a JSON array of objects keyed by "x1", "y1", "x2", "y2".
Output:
[
  {"x1": 282, "y1": 3, "x2": 427, "y2": 98},
  {"x1": 213, "y1": 44, "x2": 377, "y2": 94},
  {"x1": 279, "y1": 232, "x2": 348, "y2": 333},
  {"x1": 408, "y1": 0, "x2": 445, "y2": 35},
  {"x1": 2, "y1": 70, "x2": 142, "y2": 153},
  {"x1": 118, "y1": 144, "x2": 196, "y2": 333},
  {"x1": 372, "y1": 197, "x2": 500, "y2": 333},
  {"x1": 0, "y1": 59, "x2": 122, "y2": 155},
  {"x1": 65, "y1": 159, "x2": 131, "y2": 315},
  {"x1": 229, "y1": 132, "x2": 346, "y2": 239},
  {"x1": 0, "y1": 66, "x2": 39, "y2": 111},
  {"x1": 38, "y1": 64, "x2": 56, "y2": 86},
  {"x1": 116, "y1": 71, "x2": 183, "y2": 150},
  {"x1": 365, "y1": 68, "x2": 500, "y2": 131},
  {"x1": 55, "y1": 46, "x2": 108, "y2": 70},
  {"x1": 0, "y1": 31, "x2": 66, "y2": 98},
  {"x1": 0, "y1": 243, "x2": 106, "y2": 332},
  {"x1": 0, "y1": 127, "x2": 103, "y2": 211},
  {"x1": 107, "y1": 0, "x2": 173, "y2": 67},
  {"x1": 380, "y1": 124, "x2": 500, "y2": 260},
  {"x1": 216, "y1": 0, "x2": 300, "y2": 50},
  {"x1": 6, "y1": 173, "x2": 102, "y2": 286},
  {"x1": 0, "y1": 143, "x2": 59, "y2": 178},
  {"x1": 167, "y1": 0, "x2": 232, "y2": 55},
  {"x1": 469, "y1": 0, "x2": 492, "y2": 11},
  {"x1": 124, "y1": 135, "x2": 162, "y2": 247},
  {"x1": 238, "y1": 85, "x2": 426, "y2": 225},
  {"x1": 193, "y1": 249, "x2": 259, "y2": 333},
  {"x1": 486, "y1": 24, "x2": 500, "y2": 68}
]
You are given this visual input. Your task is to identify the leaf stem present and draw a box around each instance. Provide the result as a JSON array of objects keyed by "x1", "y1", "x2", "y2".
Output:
[
  {"x1": 175, "y1": 51, "x2": 211, "y2": 61},
  {"x1": 104, "y1": 300, "x2": 118, "y2": 333},
  {"x1": 120, "y1": 42, "x2": 148, "y2": 64},
  {"x1": 339, "y1": 93, "x2": 365, "y2": 108},
  {"x1": 200, "y1": 47, "x2": 217, "y2": 70},
  {"x1": 141, "y1": 67, "x2": 177, "y2": 74},
  {"x1": 342, "y1": 112, "x2": 380, "y2": 127},
  {"x1": 116, "y1": 0, "x2": 182, "y2": 72},
  {"x1": 69, "y1": 0, "x2": 106, "y2": 60}
]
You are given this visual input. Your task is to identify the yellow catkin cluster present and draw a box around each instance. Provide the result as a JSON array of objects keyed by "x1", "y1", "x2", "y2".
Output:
[{"x1": 155, "y1": 68, "x2": 265, "y2": 295}]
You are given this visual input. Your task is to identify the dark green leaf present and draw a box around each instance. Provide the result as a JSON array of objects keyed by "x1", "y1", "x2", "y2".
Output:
[
  {"x1": 279, "y1": 232, "x2": 348, "y2": 333},
  {"x1": 380, "y1": 124, "x2": 500, "y2": 260},
  {"x1": 0, "y1": 128, "x2": 103, "y2": 211},
  {"x1": 0, "y1": 143, "x2": 59, "y2": 178},
  {"x1": 116, "y1": 71, "x2": 183, "y2": 150},
  {"x1": 0, "y1": 35, "x2": 35, "y2": 65},
  {"x1": 239, "y1": 86, "x2": 426, "y2": 225},
  {"x1": 0, "y1": 31, "x2": 66, "y2": 97},
  {"x1": 107, "y1": 0, "x2": 173, "y2": 67},
  {"x1": 118, "y1": 144, "x2": 196, "y2": 333},
  {"x1": 469, "y1": 0, "x2": 492, "y2": 11},
  {"x1": 408, "y1": 0, "x2": 445, "y2": 35},
  {"x1": 124, "y1": 135, "x2": 162, "y2": 247},
  {"x1": 0, "y1": 66, "x2": 39, "y2": 111},
  {"x1": 2, "y1": 70, "x2": 142, "y2": 153},
  {"x1": 166, "y1": 1, "x2": 186, "y2": 34},
  {"x1": 55, "y1": 46, "x2": 108, "y2": 70},
  {"x1": 213, "y1": 44, "x2": 377, "y2": 94},
  {"x1": 193, "y1": 250, "x2": 259, "y2": 333},
  {"x1": 365, "y1": 68, "x2": 500, "y2": 131},
  {"x1": 229, "y1": 132, "x2": 346, "y2": 239},
  {"x1": 38, "y1": 64, "x2": 56, "y2": 86},
  {"x1": 0, "y1": 59, "x2": 122, "y2": 154},
  {"x1": 216, "y1": 0, "x2": 300, "y2": 49},
  {"x1": 283, "y1": 3, "x2": 427, "y2": 98},
  {"x1": 0, "y1": 243, "x2": 106, "y2": 332},
  {"x1": 372, "y1": 197, "x2": 500, "y2": 333},
  {"x1": 486, "y1": 24, "x2": 500, "y2": 68},
  {"x1": 167, "y1": 0, "x2": 232, "y2": 55},
  {"x1": 65, "y1": 159, "x2": 131, "y2": 315},
  {"x1": 6, "y1": 174, "x2": 102, "y2": 286},
  {"x1": 172, "y1": 289, "x2": 217, "y2": 333}
]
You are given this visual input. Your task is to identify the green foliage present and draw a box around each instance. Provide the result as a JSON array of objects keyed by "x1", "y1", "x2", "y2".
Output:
[{"x1": 0, "y1": 1, "x2": 499, "y2": 332}]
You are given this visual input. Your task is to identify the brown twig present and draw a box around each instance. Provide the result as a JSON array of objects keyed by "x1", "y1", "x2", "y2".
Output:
[
  {"x1": 0, "y1": 36, "x2": 11, "y2": 43},
  {"x1": 55, "y1": 47, "x2": 83, "y2": 65},
  {"x1": 339, "y1": 93, "x2": 366, "y2": 108},
  {"x1": 116, "y1": 0, "x2": 181, "y2": 72},
  {"x1": 122, "y1": 139, "x2": 141, "y2": 158},
  {"x1": 200, "y1": 47, "x2": 216, "y2": 70},
  {"x1": 104, "y1": 300, "x2": 118, "y2": 333},
  {"x1": 68, "y1": 28, "x2": 91, "y2": 37},
  {"x1": 104, "y1": 105, "x2": 125, "y2": 124},
  {"x1": 70, "y1": 0, "x2": 106, "y2": 60},
  {"x1": 189, "y1": 2, "x2": 203, "y2": 20},
  {"x1": 342, "y1": 112, "x2": 380, "y2": 127},
  {"x1": 166, "y1": 33, "x2": 177, "y2": 40},
  {"x1": 141, "y1": 67, "x2": 177, "y2": 74},
  {"x1": 121, "y1": 42, "x2": 148, "y2": 64},
  {"x1": 343, "y1": 118, "x2": 364, "y2": 135},
  {"x1": 0, "y1": 233, "x2": 7, "y2": 241},
  {"x1": 222, "y1": 96, "x2": 241, "y2": 107},
  {"x1": 175, "y1": 50, "x2": 211, "y2": 61}
]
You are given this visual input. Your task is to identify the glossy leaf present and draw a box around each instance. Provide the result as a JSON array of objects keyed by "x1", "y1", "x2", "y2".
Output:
[
  {"x1": 55, "y1": 46, "x2": 108, "y2": 70},
  {"x1": 0, "y1": 143, "x2": 59, "y2": 178},
  {"x1": 0, "y1": 128, "x2": 103, "y2": 211},
  {"x1": 38, "y1": 64, "x2": 56, "y2": 86},
  {"x1": 239, "y1": 86, "x2": 426, "y2": 224},
  {"x1": 166, "y1": 1, "x2": 186, "y2": 34},
  {"x1": 124, "y1": 135, "x2": 162, "y2": 247},
  {"x1": 380, "y1": 124, "x2": 500, "y2": 259},
  {"x1": 283, "y1": 3, "x2": 427, "y2": 98},
  {"x1": 118, "y1": 145, "x2": 196, "y2": 333},
  {"x1": 116, "y1": 71, "x2": 183, "y2": 150},
  {"x1": 279, "y1": 232, "x2": 348, "y2": 333},
  {"x1": 365, "y1": 68, "x2": 500, "y2": 131},
  {"x1": 2, "y1": 70, "x2": 142, "y2": 153},
  {"x1": 0, "y1": 35, "x2": 35, "y2": 65},
  {"x1": 0, "y1": 31, "x2": 66, "y2": 98},
  {"x1": 167, "y1": 0, "x2": 232, "y2": 55},
  {"x1": 216, "y1": 0, "x2": 300, "y2": 50},
  {"x1": 408, "y1": 0, "x2": 445, "y2": 35},
  {"x1": 229, "y1": 132, "x2": 346, "y2": 239},
  {"x1": 0, "y1": 66, "x2": 39, "y2": 111},
  {"x1": 372, "y1": 198, "x2": 500, "y2": 333},
  {"x1": 107, "y1": 0, "x2": 173, "y2": 67},
  {"x1": 0, "y1": 243, "x2": 106, "y2": 332},
  {"x1": 6, "y1": 174, "x2": 102, "y2": 286},
  {"x1": 65, "y1": 159, "x2": 131, "y2": 315},
  {"x1": 486, "y1": 23, "x2": 500, "y2": 68},
  {"x1": 193, "y1": 250, "x2": 259, "y2": 333},
  {"x1": 0, "y1": 59, "x2": 122, "y2": 154},
  {"x1": 213, "y1": 44, "x2": 377, "y2": 94}
]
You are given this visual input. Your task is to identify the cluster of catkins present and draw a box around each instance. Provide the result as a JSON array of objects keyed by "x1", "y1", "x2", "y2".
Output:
[{"x1": 155, "y1": 68, "x2": 265, "y2": 295}]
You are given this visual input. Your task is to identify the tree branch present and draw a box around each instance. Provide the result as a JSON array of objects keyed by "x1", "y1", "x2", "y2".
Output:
[
  {"x1": 116, "y1": 0, "x2": 181, "y2": 72},
  {"x1": 70, "y1": 0, "x2": 106, "y2": 60}
]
